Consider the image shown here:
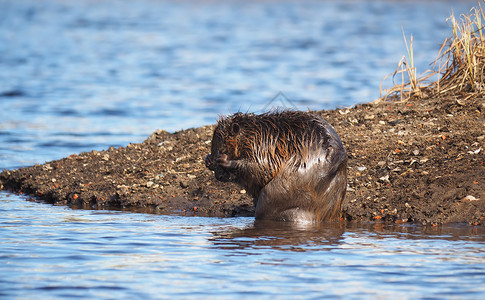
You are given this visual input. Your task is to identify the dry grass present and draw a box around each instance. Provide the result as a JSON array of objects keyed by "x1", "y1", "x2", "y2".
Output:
[{"x1": 378, "y1": 1, "x2": 485, "y2": 102}]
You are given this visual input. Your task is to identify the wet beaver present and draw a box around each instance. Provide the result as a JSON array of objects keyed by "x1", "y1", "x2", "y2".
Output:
[{"x1": 205, "y1": 111, "x2": 347, "y2": 223}]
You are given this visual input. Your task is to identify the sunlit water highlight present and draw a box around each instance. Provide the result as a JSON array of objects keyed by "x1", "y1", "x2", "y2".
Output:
[{"x1": 1, "y1": 0, "x2": 485, "y2": 298}]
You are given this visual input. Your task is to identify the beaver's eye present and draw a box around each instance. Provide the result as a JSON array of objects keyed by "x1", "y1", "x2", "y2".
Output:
[{"x1": 231, "y1": 123, "x2": 240, "y2": 135}]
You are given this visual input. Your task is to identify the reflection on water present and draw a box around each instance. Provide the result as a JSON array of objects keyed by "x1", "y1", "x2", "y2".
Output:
[
  {"x1": 212, "y1": 220, "x2": 346, "y2": 251},
  {"x1": 212, "y1": 219, "x2": 485, "y2": 252}
]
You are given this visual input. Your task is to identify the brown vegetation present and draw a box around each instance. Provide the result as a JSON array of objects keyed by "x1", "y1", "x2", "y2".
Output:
[{"x1": 380, "y1": 2, "x2": 485, "y2": 102}]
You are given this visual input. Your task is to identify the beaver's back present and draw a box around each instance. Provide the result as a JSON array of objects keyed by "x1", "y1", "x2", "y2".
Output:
[{"x1": 227, "y1": 111, "x2": 333, "y2": 171}]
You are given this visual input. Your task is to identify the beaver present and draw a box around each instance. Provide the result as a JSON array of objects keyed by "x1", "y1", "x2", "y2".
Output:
[{"x1": 205, "y1": 111, "x2": 347, "y2": 223}]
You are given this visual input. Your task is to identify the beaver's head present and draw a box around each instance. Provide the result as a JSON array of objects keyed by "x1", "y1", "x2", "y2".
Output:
[{"x1": 205, "y1": 113, "x2": 251, "y2": 182}]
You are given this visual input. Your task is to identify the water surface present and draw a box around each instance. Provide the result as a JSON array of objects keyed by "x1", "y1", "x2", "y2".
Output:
[{"x1": 1, "y1": 194, "x2": 485, "y2": 299}]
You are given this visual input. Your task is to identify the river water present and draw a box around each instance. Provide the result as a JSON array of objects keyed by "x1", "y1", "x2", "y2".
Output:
[{"x1": 1, "y1": 0, "x2": 485, "y2": 298}]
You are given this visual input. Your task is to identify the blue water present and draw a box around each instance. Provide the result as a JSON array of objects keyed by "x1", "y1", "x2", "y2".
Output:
[
  {"x1": 1, "y1": 0, "x2": 485, "y2": 298},
  {"x1": 2, "y1": 194, "x2": 485, "y2": 299}
]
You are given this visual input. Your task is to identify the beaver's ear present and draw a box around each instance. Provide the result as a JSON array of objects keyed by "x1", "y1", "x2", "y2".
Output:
[{"x1": 231, "y1": 123, "x2": 240, "y2": 135}]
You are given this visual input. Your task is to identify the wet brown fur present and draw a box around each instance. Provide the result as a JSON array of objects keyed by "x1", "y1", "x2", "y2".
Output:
[{"x1": 205, "y1": 111, "x2": 347, "y2": 223}]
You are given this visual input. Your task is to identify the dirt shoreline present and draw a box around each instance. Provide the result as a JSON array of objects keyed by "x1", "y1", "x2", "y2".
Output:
[{"x1": 1, "y1": 96, "x2": 484, "y2": 225}]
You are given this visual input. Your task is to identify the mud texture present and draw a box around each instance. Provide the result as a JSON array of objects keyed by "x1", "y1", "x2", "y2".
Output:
[{"x1": 1, "y1": 96, "x2": 484, "y2": 225}]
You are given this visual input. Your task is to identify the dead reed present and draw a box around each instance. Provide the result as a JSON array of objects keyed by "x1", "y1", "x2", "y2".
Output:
[{"x1": 378, "y1": 1, "x2": 485, "y2": 102}]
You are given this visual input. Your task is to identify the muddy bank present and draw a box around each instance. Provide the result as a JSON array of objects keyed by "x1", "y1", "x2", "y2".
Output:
[{"x1": 1, "y1": 96, "x2": 484, "y2": 225}]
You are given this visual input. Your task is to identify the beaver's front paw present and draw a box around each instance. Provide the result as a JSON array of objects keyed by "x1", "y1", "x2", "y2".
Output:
[
  {"x1": 204, "y1": 154, "x2": 213, "y2": 168},
  {"x1": 216, "y1": 154, "x2": 233, "y2": 168}
]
